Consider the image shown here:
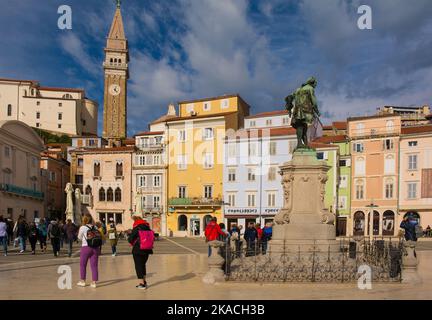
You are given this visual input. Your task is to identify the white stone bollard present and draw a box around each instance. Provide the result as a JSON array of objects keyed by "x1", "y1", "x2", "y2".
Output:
[
  {"x1": 202, "y1": 240, "x2": 225, "y2": 284},
  {"x1": 401, "y1": 240, "x2": 422, "y2": 284}
]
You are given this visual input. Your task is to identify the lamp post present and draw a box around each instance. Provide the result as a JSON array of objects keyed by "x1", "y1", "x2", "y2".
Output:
[{"x1": 365, "y1": 202, "x2": 379, "y2": 242}]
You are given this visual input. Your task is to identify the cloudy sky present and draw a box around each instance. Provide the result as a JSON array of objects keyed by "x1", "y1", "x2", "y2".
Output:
[{"x1": 1, "y1": 0, "x2": 431, "y2": 135}]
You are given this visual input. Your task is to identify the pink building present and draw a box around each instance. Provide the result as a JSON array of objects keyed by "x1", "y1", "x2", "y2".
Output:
[
  {"x1": 348, "y1": 114, "x2": 401, "y2": 237},
  {"x1": 399, "y1": 125, "x2": 432, "y2": 229}
]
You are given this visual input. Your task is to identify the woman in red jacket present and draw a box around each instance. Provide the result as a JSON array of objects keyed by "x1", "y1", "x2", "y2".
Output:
[{"x1": 204, "y1": 217, "x2": 225, "y2": 256}]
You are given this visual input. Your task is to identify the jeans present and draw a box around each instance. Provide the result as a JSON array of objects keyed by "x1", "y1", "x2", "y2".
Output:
[
  {"x1": 18, "y1": 236, "x2": 26, "y2": 251},
  {"x1": 67, "y1": 239, "x2": 74, "y2": 257},
  {"x1": 80, "y1": 246, "x2": 100, "y2": 281},
  {"x1": 51, "y1": 238, "x2": 60, "y2": 256},
  {"x1": 29, "y1": 236, "x2": 37, "y2": 252},
  {"x1": 39, "y1": 235, "x2": 47, "y2": 250},
  {"x1": 111, "y1": 245, "x2": 117, "y2": 255},
  {"x1": 0, "y1": 236, "x2": 7, "y2": 254},
  {"x1": 208, "y1": 245, "x2": 212, "y2": 257}
]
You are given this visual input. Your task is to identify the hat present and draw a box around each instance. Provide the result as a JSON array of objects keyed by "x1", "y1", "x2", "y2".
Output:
[{"x1": 132, "y1": 212, "x2": 143, "y2": 219}]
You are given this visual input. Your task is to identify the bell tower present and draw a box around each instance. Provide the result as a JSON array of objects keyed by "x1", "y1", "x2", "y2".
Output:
[{"x1": 102, "y1": 1, "x2": 129, "y2": 146}]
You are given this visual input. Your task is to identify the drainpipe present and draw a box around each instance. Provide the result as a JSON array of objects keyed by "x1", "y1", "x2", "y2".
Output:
[
  {"x1": 397, "y1": 135, "x2": 401, "y2": 221},
  {"x1": 166, "y1": 122, "x2": 170, "y2": 237}
]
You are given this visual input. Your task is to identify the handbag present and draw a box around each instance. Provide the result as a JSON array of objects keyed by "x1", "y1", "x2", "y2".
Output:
[{"x1": 108, "y1": 231, "x2": 116, "y2": 240}]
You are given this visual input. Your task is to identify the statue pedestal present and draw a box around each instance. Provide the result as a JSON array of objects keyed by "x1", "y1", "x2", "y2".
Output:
[
  {"x1": 270, "y1": 149, "x2": 338, "y2": 253},
  {"x1": 202, "y1": 241, "x2": 225, "y2": 284}
]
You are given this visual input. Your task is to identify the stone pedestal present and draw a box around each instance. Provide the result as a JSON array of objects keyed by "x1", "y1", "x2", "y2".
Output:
[
  {"x1": 202, "y1": 241, "x2": 225, "y2": 284},
  {"x1": 401, "y1": 241, "x2": 422, "y2": 284},
  {"x1": 270, "y1": 149, "x2": 338, "y2": 252}
]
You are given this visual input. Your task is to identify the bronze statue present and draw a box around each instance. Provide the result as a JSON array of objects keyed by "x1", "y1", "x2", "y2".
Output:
[{"x1": 285, "y1": 77, "x2": 320, "y2": 149}]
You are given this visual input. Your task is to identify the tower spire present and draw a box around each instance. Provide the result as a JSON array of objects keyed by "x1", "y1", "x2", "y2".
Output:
[{"x1": 115, "y1": 0, "x2": 121, "y2": 8}]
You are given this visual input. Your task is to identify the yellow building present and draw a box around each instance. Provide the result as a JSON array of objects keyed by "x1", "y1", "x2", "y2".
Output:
[{"x1": 152, "y1": 94, "x2": 250, "y2": 237}]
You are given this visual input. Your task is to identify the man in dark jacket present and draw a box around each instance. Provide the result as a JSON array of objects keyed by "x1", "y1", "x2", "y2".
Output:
[
  {"x1": 244, "y1": 223, "x2": 258, "y2": 256},
  {"x1": 47, "y1": 219, "x2": 61, "y2": 257},
  {"x1": 400, "y1": 217, "x2": 418, "y2": 242},
  {"x1": 17, "y1": 217, "x2": 29, "y2": 253},
  {"x1": 128, "y1": 213, "x2": 153, "y2": 290},
  {"x1": 63, "y1": 219, "x2": 78, "y2": 257}
]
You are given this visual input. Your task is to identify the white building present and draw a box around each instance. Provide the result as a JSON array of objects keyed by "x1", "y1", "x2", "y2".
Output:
[
  {"x1": 223, "y1": 120, "x2": 297, "y2": 230},
  {"x1": 0, "y1": 78, "x2": 98, "y2": 136},
  {"x1": 132, "y1": 131, "x2": 167, "y2": 236}
]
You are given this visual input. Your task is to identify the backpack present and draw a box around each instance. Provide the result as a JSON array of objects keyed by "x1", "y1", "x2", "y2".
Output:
[
  {"x1": 85, "y1": 225, "x2": 103, "y2": 248},
  {"x1": 50, "y1": 224, "x2": 61, "y2": 238},
  {"x1": 138, "y1": 229, "x2": 154, "y2": 250}
]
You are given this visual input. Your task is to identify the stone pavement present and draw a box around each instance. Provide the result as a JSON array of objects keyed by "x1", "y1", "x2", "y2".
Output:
[{"x1": 0, "y1": 245, "x2": 431, "y2": 300}]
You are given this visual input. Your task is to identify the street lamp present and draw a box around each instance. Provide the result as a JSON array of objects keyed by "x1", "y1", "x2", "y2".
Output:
[{"x1": 365, "y1": 202, "x2": 379, "y2": 242}]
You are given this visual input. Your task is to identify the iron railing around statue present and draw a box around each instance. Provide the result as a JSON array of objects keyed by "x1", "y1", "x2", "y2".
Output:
[{"x1": 222, "y1": 236, "x2": 403, "y2": 283}]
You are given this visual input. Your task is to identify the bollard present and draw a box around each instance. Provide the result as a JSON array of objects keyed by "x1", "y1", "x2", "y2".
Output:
[
  {"x1": 401, "y1": 240, "x2": 422, "y2": 284},
  {"x1": 202, "y1": 240, "x2": 225, "y2": 284}
]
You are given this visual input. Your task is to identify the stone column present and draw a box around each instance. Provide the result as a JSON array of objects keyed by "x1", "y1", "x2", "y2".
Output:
[
  {"x1": 202, "y1": 240, "x2": 225, "y2": 284},
  {"x1": 401, "y1": 240, "x2": 422, "y2": 284}
]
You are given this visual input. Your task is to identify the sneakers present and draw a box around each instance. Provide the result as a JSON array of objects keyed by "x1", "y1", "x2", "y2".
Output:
[
  {"x1": 90, "y1": 282, "x2": 97, "y2": 288},
  {"x1": 76, "y1": 281, "x2": 86, "y2": 287},
  {"x1": 3, "y1": 253, "x2": 7, "y2": 257},
  {"x1": 112, "y1": 253, "x2": 117, "y2": 257},
  {"x1": 136, "y1": 282, "x2": 148, "y2": 290},
  {"x1": 19, "y1": 250, "x2": 24, "y2": 253}
]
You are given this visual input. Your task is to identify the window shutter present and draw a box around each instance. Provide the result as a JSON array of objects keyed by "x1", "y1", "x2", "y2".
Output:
[{"x1": 422, "y1": 169, "x2": 432, "y2": 198}]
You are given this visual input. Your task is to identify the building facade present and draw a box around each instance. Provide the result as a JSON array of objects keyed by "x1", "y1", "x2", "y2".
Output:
[
  {"x1": 79, "y1": 146, "x2": 134, "y2": 230},
  {"x1": 223, "y1": 126, "x2": 296, "y2": 230},
  {"x1": 132, "y1": 131, "x2": 167, "y2": 235},
  {"x1": 0, "y1": 78, "x2": 98, "y2": 136},
  {"x1": 102, "y1": 4, "x2": 129, "y2": 145},
  {"x1": 0, "y1": 120, "x2": 45, "y2": 221},
  {"x1": 377, "y1": 105, "x2": 430, "y2": 127},
  {"x1": 399, "y1": 125, "x2": 432, "y2": 229},
  {"x1": 348, "y1": 114, "x2": 401, "y2": 237}
]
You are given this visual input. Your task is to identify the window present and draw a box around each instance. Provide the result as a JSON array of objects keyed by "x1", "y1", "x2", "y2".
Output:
[
  {"x1": 269, "y1": 142, "x2": 277, "y2": 156},
  {"x1": 227, "y1": 193, "x2": 236, "y2": 207},
  {"x1": 116, "y1": 162, "x2": 123, "y2": 176},
  {"x1": 227, "y1": 143, "x2": 236, "y2": 158},
  {"x1": 186, "y1": 104, "x2": 194, "y2": 113},
  {"x1": 75, "y1": 175, "x2": 83, "y2": 185},
  {"x1": 355, "y1": 181, "x2": 364, "y2": 200},
  {"x1": 85, "y1": 185, "x2": 92, "y2": 195},
  {"x1": 383, "y1": 139, "x2": 394, "y2": 150},
  {"x1": 317, "y1": 152, "x2": 324, "y2": 160},
  {"x1": 93, "y1": 162, "x2": 101, "y2": 176},
  {"x1": 49, "y1": 171, "x2": 56, "y2": 182},
  {"x1": 408, "y1": 183, "x2": 417, "y2": 199},
  {"x1": 283, "y1": 117, "x2": 290, "y2": 125},
  {"x1": 247, "y1": 193, "x2": 256, "y2": 207},
  {"x1": 58, "y1": 124, "x2": 62, "y2": 129},
  {"x1": 221, "y1": 99, "x2": 229, "y2": 109},
  {"x1": 353, "y1": 143, "x2": 364, "y2": 153},
  {"x1": 153, "y1": 175, "x2": 161, "y2": 187},
  {"x1": 408, "y1": 141, "x2": 418, "y2": 147},
  {"x1": 248, "y1": 168, "x2": 256, "y2": 181},
  {"x1": 267, "y1": 192, "x2": 276, "y2": 207},
  {"x1": 248, "y1": 143, "x2": 257, "y2": 157},
  {"x1": 408, "y1": 155, "x2": 418, "y2": 170},
  {"x1": 36, "y1": 112, "x2": 40, "y2": 119},
  {"x1": 114, "y1": 188, "x2": 122, "y2": 202},
  {"x1": 31, "y1": 157, "x2": 36, "y2": 167},
  {"x1": 36, "y1": 101, "x2": 40, "y2": 106},
  {"x1": 83, "y1": 120, "x2": 86, "y2": 126},
  {"x1": 136, "y1": 155, "x2": 146, "y2": 166},
  {"x1": 153, "y1": 155, "x2": 160, "y2": 165},
  {"x1": 204, "y1": 185, "x2": 213, "y2": 199},
  {"x1": 203, "y1": 152, "x2": 214, "y2": 169},
  {"x1": 339, "y1": 175, "x2": 348, "y2": 188},
  {"x1": 62, "y1": 94, "x2": 73, "y2": 99},
  {"x1": 99, "y1": 188, "x2": 106, "y2": 201},
  {"x1": 385, "y1": 180, "x2": 394, "y2": 199},
  {"x1": 203, "y1": 101, "x2": 211, "y2": 111},
  {"x1": 268, "y1": 167, "x2": 277, "y2": 181},
  {"x1": 88, "y1": 139, "x2": 95, "y2": 147},
  {"x1": 7, "y1": 104, "x2": 12, "y2": 116},
  {"x1": 153, "y1": 196, "x2": 160, "y2": 208},
  {"x1": 228, "y1": 168, "x2": 236, "y2": 182},
  {"x1": 177, "y1": 155, "x2": 187, "y2": 170},
  {"x1": 178, "y1": 186, "x2": 186, "y2": 198},
  {"x1": 339, "y1": 159, "x2": 348, "y2": 167},
  {"x1": 58, "y1": 113, "x2": 62, "y2": 120},
  {"x1": 355, "y1": 157, "x2": 366, "y2": 176},
  {"x1": 203, "y1": 128, "x2": 214, "y2": 140},
  {"x1": 107, "y1": 188, "x2": 114, "y2": 201},
  {"x1": 338, "y1": 196, "x2": 347, "y2": 209},
  {"x1": 59, "y1": 103, "x2": 62, "y2": 107},
  {"x1": 36, "y1": 123, "x2": 40, "y2": 128},
  {"x1": 356, "y1": 123, "x2": 365, "y2": 135},
  {"x1": 137, "y1": 175, "x2": 146, "y2": 188},
  {"x1": 266, "y1": 119, "x2": 272, "y2": 126},
  {"x1": 178, "y1": 130, "x2": 186, "y2": 142},
  {"x1": 386, "y1": 120, "x2": 394, "y2": 133},
  {"x1": 4, "y1": 146, "x2": 10, "y2": 158},
  {"x1": 249, "y1": 120, "x2": 256, "y2": 127},
  {"x1": 384, "y1": 155, "x2": 395, "y2": 174}
]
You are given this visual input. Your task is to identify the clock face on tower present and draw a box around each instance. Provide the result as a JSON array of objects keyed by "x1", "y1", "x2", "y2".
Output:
[{"x1": 109, "y1": 84, "x2": 121, "y2": 96}]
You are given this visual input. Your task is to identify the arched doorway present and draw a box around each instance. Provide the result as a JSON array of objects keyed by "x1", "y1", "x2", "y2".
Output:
[
  {"x1": 382, "y1": 211, "x2": 395, "y2": 236},
  {"x1": 203, "y1": 215, "x2": 212, "y2": 229},
  {"x1": 178, "y1": 215, "x2": 187, "y2": 231},
  {"x1": 367, "y1": 211, "x2": 380, "y2": 236},
  {"x1": 404, "y1": 211, "x2": 420, "y2": 224},
  {"x1": 353, "y1": 211, "x2": 365, "y2": 236}
]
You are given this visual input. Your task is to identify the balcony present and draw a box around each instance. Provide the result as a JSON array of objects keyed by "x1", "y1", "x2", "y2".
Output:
[
  {"x1": 0, "y1": 183, "x2": 44, "y2": 200},
  {"x1": 136, "y1": 143, "x2": 163, "y2": 149},
  {"x1": 168, "y1": 197, "x2": 224, "y2": 207},
  {"x1": 139, "y1": 206, "x2": 164, "y2": 214}
]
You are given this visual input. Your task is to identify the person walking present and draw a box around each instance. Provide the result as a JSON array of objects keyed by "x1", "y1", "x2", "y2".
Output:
[
  {"x1": 244, "y1": 222, "x2": 258, "y2": 256},
  {"x1": 16, "y1": 217, "x2": 29, "y2": 253},
  {"x1": 0, "y1": 216, "x2": 8, "y2": 256},
  {"x1": 28, "y1": 222, "x2": 39, "y2": 255},
  {"x1": 77, "y1": 213, "x2": 101, "y2": 288},
  {"x1": 63, "y1": 219, "x2": 78, "y2": 257},
  {"x1": 400, "y1": 216, "x2": 418, "y2": 242},
  {"x1": 204, "y1": 217, "x2": 225, "y2": 257},
  {"x1": 107, "y1": 221, "x2": 118, "y2": 257},
  {"x1": 6, "y1": 219, "x2": 13, "y2": 246},
  {"x1": 37, "y1": 218, "x2": 48, "y2": 252},
  {"x1": 127, "y1": 213, "x2": 154, "y2": 290},
  {"x1": 47, "y1": 219, "x2": 61, "y2": 257},
  {"x1": 95, "y1": 221, "x2": 106, "y2": 255},
  {"x1": 58, "y1": 220, "x2": 65, "y2": 249}
]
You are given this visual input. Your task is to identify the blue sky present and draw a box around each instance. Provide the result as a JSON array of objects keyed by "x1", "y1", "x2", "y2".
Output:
[{"x1": 1, "y1": 0, "x2": 431, "y2": 136}]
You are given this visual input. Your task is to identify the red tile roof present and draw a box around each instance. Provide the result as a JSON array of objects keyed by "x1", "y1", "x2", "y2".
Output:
[
  {"x1": 313, "y1": 135, "x2": 348, "y2": 143},
  {"x1": 39, "y1": 86, "x2": 84, "y2": 93},
  {"x1": 333, "y1": 121, "x2": 347, "y2": 130},
  {"x1": 245, "y1": 110, "x2": 288, "y2": 119},
  {"x1": 401, "y1": 125, "x2": 432, "y2": 135},
  {"x1": 309, "y1": 142, "x2": 337, "y2": 149}
]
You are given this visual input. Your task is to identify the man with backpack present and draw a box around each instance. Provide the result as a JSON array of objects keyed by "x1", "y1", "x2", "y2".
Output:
[
  {"x1": 128, "y1": 213, "x2": 154, "y2": 290},
  {"x1": 204, "y1": 217, "x2": 225, "y2": 257},
  {"x1": 47, "y1": 219, "x2": 61, "y2": 257}
]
